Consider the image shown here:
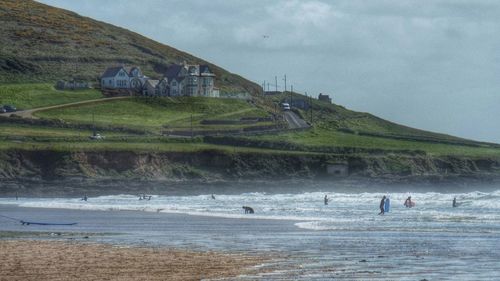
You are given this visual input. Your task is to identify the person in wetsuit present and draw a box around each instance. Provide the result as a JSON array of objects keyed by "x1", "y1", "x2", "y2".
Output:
[
  {"x1": 453, "y1": 197, "x2": 457, "y2": 208},
  {"x1": 324, "y1": 195, "x2": 329, "y2": 205},
  {"x1": 404, "y1": 196, "x2": 413, "y2": 208},
  {"x1": 379, "y1": 196, "x2": 386, "y2": 215}
]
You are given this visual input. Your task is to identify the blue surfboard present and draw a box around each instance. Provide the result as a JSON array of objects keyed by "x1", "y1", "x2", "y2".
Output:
[
  {"x1": 384, "y1": 198, "x2": 390, "y2": 212},
  {"x1": 21, "y1": 220, "x2": 77, "y2": 226}
]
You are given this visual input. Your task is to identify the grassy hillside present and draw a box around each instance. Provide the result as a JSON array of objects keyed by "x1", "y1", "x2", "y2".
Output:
[
  {"x1": 1, "y1": 0, "x2": 499, "y2": 166},
  {"x1": 34, "y1": 96, "x2": 271, "y2": 133},
  {"x1": 0, "y1": 83, "x2": 101, "y2": 109},
  {"x1": 268, "y1": 92, "x2": 497, "y2": 148},
  {"x1": 0, "y1": 0, "x2": 261, "y2": 95}
]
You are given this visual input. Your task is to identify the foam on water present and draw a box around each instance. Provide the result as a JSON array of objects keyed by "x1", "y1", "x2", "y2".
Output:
[{"x1": 2, "y1": 190, "x2": 500, "y2": 234}]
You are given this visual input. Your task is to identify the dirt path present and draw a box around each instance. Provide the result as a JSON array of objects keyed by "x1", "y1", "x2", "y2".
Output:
[{"x1": 0, "y1": 96, "x2": 131, "y2": 119}]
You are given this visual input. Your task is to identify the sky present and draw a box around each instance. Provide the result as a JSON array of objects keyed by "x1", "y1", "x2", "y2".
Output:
[{"x1": 37, "y1": 0, "x2": 500, "y2": 143}]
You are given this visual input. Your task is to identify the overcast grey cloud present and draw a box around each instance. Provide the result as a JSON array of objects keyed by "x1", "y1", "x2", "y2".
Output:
[{"x1": 37, "y1": 0, "x2": 500, "y2": 142}]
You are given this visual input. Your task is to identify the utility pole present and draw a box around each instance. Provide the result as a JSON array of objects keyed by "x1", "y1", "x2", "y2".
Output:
[
  {"x1": 267, "y1": 82, "x2": 270, "y2": 92},
  {"x1": 290, "y1": 85, "x2": 293, "y2": 106},
  {"x1": 283, "y1": 74, "x2": 287, "y2": 93},
  {"x1": 309, "y1": 93, "x2": 313, "y2": 124},
  {"x1": 275, "y1": 76, "x2": 278, "y2": 92}
]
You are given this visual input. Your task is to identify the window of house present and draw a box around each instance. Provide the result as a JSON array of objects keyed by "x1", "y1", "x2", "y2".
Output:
[{"x1": 172, "y1": 81, "x2": 177, "y2": 86}]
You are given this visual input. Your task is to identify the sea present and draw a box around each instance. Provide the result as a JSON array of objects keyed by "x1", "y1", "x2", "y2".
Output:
[{"x1": 1, "y1": 186, "x2": 500, "y2": 280}]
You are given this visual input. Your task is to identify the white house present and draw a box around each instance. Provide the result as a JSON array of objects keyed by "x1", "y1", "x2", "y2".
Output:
[
  {"x1": 101, "y1": 66, "x2": 148, "y2": 91},
  {"x1": 100, "y1": 63, "x2": 218, "y2": 97},
  {"x1": 163, "y1": 63, "x2": 216, "y2": 97}
]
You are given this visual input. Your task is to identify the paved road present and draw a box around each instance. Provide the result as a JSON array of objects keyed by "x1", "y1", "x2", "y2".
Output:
[
  {"x1": 0, "y1": 96, "x2": 131, "y2": 119},
  {"x1": 283, "y1": 111, "x2": 310, "y2": 129}
]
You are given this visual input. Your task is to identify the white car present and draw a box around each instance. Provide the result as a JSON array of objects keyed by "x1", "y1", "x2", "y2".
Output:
[{"x1": 89, "y1": 133, "x2": 105, "y2": 140}]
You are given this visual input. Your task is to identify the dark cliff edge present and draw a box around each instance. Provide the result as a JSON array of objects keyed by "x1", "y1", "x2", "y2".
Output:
[{"x1": 1, "y1": 150, "x2": 500, "y2": 196}]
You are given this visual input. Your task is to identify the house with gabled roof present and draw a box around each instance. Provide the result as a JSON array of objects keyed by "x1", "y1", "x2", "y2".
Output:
[
  {"x1": 100, "y1": 63, "x2": 217, "y2": 97},
  {"x1": 163, "y1": 63, "x2": 216, "y2": 97},
  {"x1": 144, "y1": 79, "x2": 160, "y2": 96},
  {"x1": 100, "y1": 66, "x2": 148, "y2": 92}
]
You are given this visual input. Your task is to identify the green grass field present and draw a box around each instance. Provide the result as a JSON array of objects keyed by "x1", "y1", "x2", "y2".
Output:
[
  {"x1": 1, "y1": 84, "x2": 499, "y2": 158},
  {"x1": 35, "y1": 96, "x2": 271, "y2": 132},
  {"x1": 250, "y1": 127, "x2": 500, "y2": 157},
  {"x1": 0, "y1": 123, "x2": 127, "y2": 138},
  {"x1": 0, "y1": 138, "x2": 322, "y2": 156},
  {"x1": 0, "y1": 83, "x2": 102, "y2": 110}
]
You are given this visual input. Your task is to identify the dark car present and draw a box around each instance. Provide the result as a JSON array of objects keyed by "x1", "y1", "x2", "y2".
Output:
[
  {"x1": 0, "y1": 107, "x2": 6, "y2": 113},
  {"x1": 3, "y1": 105, "x2": 16, "y2": 112}
]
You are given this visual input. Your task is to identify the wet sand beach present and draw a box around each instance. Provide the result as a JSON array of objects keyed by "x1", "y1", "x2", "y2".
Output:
[
  {"x1": 2, "y1": 191, "x2": 500, "y2": 280},
  {"x1": 0, "y1": 240, "x2": 267, "y2": 281}
]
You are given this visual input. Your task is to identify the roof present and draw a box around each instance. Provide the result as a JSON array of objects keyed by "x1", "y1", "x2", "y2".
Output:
[
  {"x1": 171, "y1": 77, "x2": 185, "y2": 83},
  {"x1": 164, "y1": 64, "x2": 183, "y2": 80},
  {"x1": 200, "y1": 65, "x2": 215, "y2": 76},
  {"x1": 101, "y1": 66, "x2": 143, "y2": 78},
  {"x1": 101, "y1": 66, "x2": 125, "y2": 78},
  {"x1": 144, "y1": 79, "x2": 159, "y2": 87}
]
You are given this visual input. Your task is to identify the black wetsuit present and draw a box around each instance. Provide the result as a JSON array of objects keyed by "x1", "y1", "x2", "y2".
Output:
[{"x1": 379, "y1": 198, "x2": 385, "y2": 215}]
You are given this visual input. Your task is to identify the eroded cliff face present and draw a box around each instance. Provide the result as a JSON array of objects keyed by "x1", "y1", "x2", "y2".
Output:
[{"x1": 1, "y1": 150, "x2": 500, "y2": 183}]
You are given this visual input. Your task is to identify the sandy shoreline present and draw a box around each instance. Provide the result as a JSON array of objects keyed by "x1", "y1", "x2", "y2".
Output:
[{"x1": 0, "y1": 240, "x2": 269, "y2": 281}]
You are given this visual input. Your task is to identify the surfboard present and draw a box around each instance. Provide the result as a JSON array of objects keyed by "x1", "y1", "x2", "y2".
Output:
[
  {"x1": 384, "y1": 198, "x2": 390, "y2": 212},
  {"x1": 20, "y1": 221, "x2": 77, "y2": 226}
]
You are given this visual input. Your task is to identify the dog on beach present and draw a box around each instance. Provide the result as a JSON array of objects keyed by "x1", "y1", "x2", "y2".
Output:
[{"x1": 242, "y1": 206, "x2": 254, "y2": 214}]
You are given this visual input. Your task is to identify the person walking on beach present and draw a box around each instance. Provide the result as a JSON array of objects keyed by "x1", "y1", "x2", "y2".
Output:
[
  {"x1": 324, "y1": 194, "x2": 329, "y2": 205},
  {"x1": 379, "y1": 196, "x2": 386, "y2": 215},
  {"x1": 453, "y1": 197, "x2": 457, "y2": 208}
]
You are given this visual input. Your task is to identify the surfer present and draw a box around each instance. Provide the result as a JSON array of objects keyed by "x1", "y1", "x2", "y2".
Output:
[
  {"x1": 404, "y1": 196, "x2": 413, "y2": 208},
  {"x1": 324, "y1": 195, "x2": 329, "y2": 205},
  {"x1": 243, "y1": 206, "x2": 254, "y2": 214},
  {"x1": 384, "y1": 196, "x2": 390, "y2": 213},
  {"x1": 81, "y1": 195, "x2": 88, "y2": 201},
  {"x1": 379, "y1": 196, "x2": 386, "y2": 215},
  {"x1": 453, "y1": 197, "x2": 457, "y2": 208},
  {"x1": 211, "y1": 194, "x2": 216, "y2": 200}
]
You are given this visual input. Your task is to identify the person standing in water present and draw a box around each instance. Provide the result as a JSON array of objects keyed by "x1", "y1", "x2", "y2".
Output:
[
  {"x1": 324, "y1": 195, "x2": 329, "y2": 205},
  {"x1": 211, "y1": 194, "x2": 216, "y2": 200},
  {"x1": 453, "y1": 197, "x2": 457, "y2": 208},
  {"x1": 379, "y1": 196, "x2": 386, "y2": 215},
  {"x1": 404, "y1": 196, "x2": 413, "y2": 208}
]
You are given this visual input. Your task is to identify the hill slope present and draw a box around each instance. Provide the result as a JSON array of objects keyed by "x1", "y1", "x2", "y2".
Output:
[
  {"x1": 0, "y1": 0, "x2": 497, "y2": 151},
  {"x1": 0, "y1": 0, "x2": 260, "y2": 95}
]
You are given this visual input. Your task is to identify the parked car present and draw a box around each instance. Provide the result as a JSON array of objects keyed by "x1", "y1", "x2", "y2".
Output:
[
  {"x1": 3, "y1": 105, "x2": 17, "y2": 112},
  {"x1": 89, "y1": 133, "x2": 105, "y2": 140},
  {"x1": 0, "y1": 107, "x2": 6, "y2": 113},
  {"x1": 281, "y1": 103, "x2": 290, "y2": 111}
]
